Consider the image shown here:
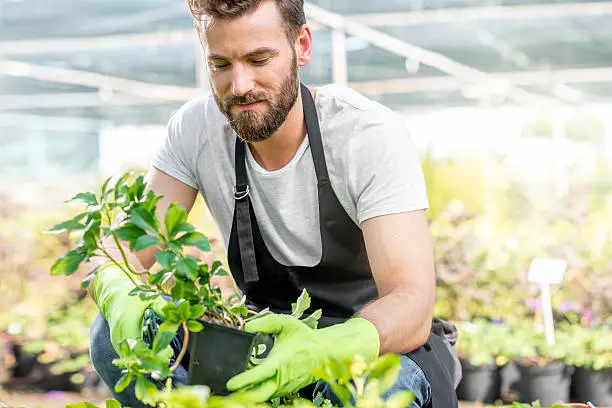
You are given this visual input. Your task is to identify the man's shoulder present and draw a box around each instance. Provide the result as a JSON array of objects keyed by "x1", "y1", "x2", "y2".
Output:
[
  {"x1": 316, "y1": 84, "x2": 403, "y2": 129},
  {"x1": 316, "y1": 84, "x2": 407, "y2": 145}
]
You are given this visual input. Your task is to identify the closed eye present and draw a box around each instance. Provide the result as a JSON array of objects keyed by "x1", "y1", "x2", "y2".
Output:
[
  {"x1": 250, "y1": 58, "x2": 270, "y2": 66},
  {"x1": 210, "y1": 61, "x2": 230, "y2": 71}
]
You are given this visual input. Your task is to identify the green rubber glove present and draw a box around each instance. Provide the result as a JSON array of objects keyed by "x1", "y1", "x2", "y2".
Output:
[
  {"x1": 225, "y1": 314, "x2": 380, "y2": 401},
  {"x1": 93, "y1": 263, "x2": 171, "y2": 359}
]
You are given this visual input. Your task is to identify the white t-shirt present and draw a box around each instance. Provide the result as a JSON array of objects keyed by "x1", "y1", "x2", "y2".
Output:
[{"x1": 152, "y1": 84, "x2": 429, "y2": 267}]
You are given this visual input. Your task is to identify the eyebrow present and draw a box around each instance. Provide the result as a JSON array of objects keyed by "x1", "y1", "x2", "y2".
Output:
[{"x1": 208, "y1": 47, "x2": 280, "y2": 61}]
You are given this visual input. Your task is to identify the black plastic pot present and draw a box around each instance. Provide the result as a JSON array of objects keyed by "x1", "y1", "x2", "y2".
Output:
[
  {"x1": 570, "y1": 366, "x2": 612, "y2": 406},
  {"x1": 515, "y1": 360, "x2": 572, "y2": 406},
  {"x1": 187, "y1": 321, "x2": 260, "y2": 395},
  {"x1": 456, "y1": 358, "x2": 502, "y2": 404}
]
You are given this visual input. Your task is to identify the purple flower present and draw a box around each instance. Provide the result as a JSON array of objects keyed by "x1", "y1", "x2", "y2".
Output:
[
  {"x1": 557, "y1": 301, "x2": 578, "y2": 313},
  {"x1": 45, "y1": 391, "x2": 65, "y2": 400},
  {"x1": 526, "y1": 299, "x2": 541, "y2": 310},
  {"x1": 492, "y1": 318, "x2": 504, "y2": 326},
  {"x1": 582, "y1": 309, "x2": 594, "y2": 320}
]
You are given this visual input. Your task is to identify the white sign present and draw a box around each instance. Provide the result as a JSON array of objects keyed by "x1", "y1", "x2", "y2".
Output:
[
  {"x1": 528, "y1": 258, "x2": 567, "y2": 284},
  {"x1": 527, "y1": 258, "x2": 567, "y2": 346}
]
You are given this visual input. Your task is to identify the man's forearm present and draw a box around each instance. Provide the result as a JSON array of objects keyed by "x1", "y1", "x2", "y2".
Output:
[{"x1": 357, "y1": 287, "x2": 433, "y2": 355}]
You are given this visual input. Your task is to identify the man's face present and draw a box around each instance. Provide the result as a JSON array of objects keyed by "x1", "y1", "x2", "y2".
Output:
[{"x1": 202, "y1": 1, "x2": 300, "y2": 143}]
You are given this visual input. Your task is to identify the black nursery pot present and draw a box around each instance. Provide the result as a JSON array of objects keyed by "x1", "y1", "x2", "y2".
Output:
[
  {"x1": 187, "y1": 321, "x2": 260, "y2": 395},
  {"x1": 570, "y1": 366, "x2": 612, "y2": 406},
  {"x1": 456, "y1": 358, "x2": 502, "y2": 404},
  {"x1": 515, "y1": 360, "x2": 572, "y2": 406}
]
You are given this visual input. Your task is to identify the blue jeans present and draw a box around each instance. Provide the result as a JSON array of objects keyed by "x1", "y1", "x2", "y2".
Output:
[{"x1": 90, "y1": 312, "x2": 431, "y2": 407}]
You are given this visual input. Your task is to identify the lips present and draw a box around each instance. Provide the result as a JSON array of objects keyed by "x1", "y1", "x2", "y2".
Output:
[{"x1": 231, "y1": 100, "x2": 264, "y2": 110}]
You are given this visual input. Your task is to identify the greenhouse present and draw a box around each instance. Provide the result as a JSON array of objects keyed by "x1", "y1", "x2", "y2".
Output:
[{"x1": 0, "y1": 0, "x2": 611, "y2": 407}]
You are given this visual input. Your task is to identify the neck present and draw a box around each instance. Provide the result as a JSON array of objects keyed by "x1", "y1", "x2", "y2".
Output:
[{"x1": 248, "y1": 86, "x2": 314, "y2": 172}]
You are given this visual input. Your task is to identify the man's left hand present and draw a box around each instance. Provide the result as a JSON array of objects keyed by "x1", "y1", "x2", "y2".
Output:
[{"x1": 225, "y1": 314, "x2": 380, "y2": 401}]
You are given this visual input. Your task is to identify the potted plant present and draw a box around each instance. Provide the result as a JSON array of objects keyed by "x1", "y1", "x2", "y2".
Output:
[
  {"x1": 563, "y1": 324, "x2": 612, "y2": 406},
  {"x1": 47, "y1": 172, "x2": 322, "y2": 404},
  {"x1": 505, "y1": 324, "x2": 573, "y2": 407},
  {"x1": 455, "y1": 319, "x2": 511, "y2": 404}
]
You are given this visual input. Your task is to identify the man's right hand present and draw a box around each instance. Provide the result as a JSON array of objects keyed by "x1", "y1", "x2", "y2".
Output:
[{"x1": 93, "y1": 263, "x2": 172, "y2": 359}]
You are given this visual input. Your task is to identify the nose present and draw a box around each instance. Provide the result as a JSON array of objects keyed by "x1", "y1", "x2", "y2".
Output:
[{"x1": 231, "y1": 64, "x2": 255, "y2": 96}]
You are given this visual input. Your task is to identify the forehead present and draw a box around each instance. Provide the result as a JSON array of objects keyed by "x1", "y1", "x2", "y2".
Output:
[{"x1": 202, "y1": 1, "x2": 288, "y2": 58}]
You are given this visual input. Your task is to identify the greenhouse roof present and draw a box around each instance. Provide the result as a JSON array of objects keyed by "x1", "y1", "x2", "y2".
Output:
[{"x1": 1, "y1": 0, "x2": 612, "y2": 126}]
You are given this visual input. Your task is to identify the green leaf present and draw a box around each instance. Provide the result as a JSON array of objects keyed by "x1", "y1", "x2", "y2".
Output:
[
  {"x1": 71, "y1": 192, "x2": 98, "y2": 206},
  {"x1": 114, "y1": 372, "x2": 134, "y2": 393},
  {"x1": 176, "y1": 257, "x2": 199, "y2": 281},
  {"x1": 48, "y1": 213, "x2": 88, "y2": 233},
  {"x1": 51, "y1": 249, "x2": 87, "y2": 276},
  {"x1": 167, "y1": 241, "x2": 182, "y2": 253},
  {"x1": 135, "y1": 376, "x2": 158, "y2": 405},
  {"x1": 105, "y1": 400, "x2": 122, "y2": 408},
  {"x1": 313, "y1": 392, "x2": 325, "y2": 407},
  {"x1": 153, "y1": 331, "x2": 176, "y2": 354},
  {"x1": 177, "y1": 301, "x2": 192, "y2": 320},
  {"x1": 80, "y1": 269, "x2": 98, "y2": 291},
  {"x1": 386, "y1": 391, "x2": 415, "y2": 408},
  {"x1": 174, "y1": 232, "x2": 211, "y2": 251},
  {"x1": 117, "y1": 340, "x2": 132, "y2": 357},
  {"x1": 230, "y1": 303, "x2": 249, "y2": 317},
  {"x1": 171, "y1": 280, "x2": 185, "y2": 300},
  {"x1": 368, "y1": 354, "x2": 402, "y2": 393},
  {"x1": 149, "y1": 271, "x2": 172, "y2": 286},
  {"x1": 186, "y1": 320, "x2": 204, "y2": 332},
  {"x1": 328, "y1": 382, "x2": 352, "y2": 406},
  {"x1": 130, "y1": 206, "x2": 159, "y2": 235},
  {"x1": 155, "y1": 250, "x2": 176, "y2": 269},
  {"x1": 101, "y1": 175, "x2": 113, "y2": 196},
  {"x1": 211, "y1": 260, "x2": 223, "y2": 273},
  {"x1": 114, "y1": 224, "x2": 147, "y2": 242},
  {"x1": 130, "y1": 175, "x2": 147, "y2": 202},
  {"x1": 301, "y1": 309, "x2": 322, "y2": 329},
  {"x1": 159, "y1": 321, "x2": 180, "y2": 333},
  {"x1": 81, "y1": 214, "x2": 101, "y2": 249},
  {"x1": 189, "y1": 305, "x2": 206, "y2": 319},
  {"x1": 113, "y1": 172, "x2": 131, "y2": 200},
  {"x1": 138, "y1": 291, "x2": 161, "y2": 301},
  {"x1": 132, "y1": 234, "x2": 160, "y2": 252},
  {"x1": 143, "y1": 189, "x2": 163, "y2": 213},
  {"x1": 291, "y1": 289, "x2": 311, "y2": 319},
  {"x1": 164, "y1": 202, "x2": 188, "y2": 239},
  {"x1": 214, "y1": 268, "x2": 229, "y2": 277},
  {"x1": 173, "y1": 222, "x2": 195, "y2": 235},
  {"x1": 66, "y1": 403, "x2": 99, "y2": 408}
]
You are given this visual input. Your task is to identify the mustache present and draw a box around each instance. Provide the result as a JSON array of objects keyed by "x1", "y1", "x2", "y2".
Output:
[{"x1": 225, "y1": 93, "x2": 267, "y2": 106}]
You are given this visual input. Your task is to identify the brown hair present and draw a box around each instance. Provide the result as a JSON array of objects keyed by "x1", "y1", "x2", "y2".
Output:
[{"x1": 188, "y1": 0, "x2": 306, "y2": 41}]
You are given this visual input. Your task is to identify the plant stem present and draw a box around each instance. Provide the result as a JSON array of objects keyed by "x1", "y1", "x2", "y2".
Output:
[
  {"x1": 98, "y1": 245, "x2": 143, "y2": 290},
  {"x1": 170, "y1": 321, "x2": 189, "y2": 372},
  {"x1": 113, "y1": 235, "x2": 140, "y2": 276}
]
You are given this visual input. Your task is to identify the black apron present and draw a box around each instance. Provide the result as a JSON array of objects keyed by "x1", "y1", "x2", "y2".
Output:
[{"x1": 227, "y1": 83, "x2": 459, "y2": 408}]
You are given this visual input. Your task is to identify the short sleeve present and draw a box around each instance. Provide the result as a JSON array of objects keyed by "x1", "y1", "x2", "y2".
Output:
[
  {"x1": 151, "y1": 107, "x2": 202, "y2": 190},
  {"x1": 348, "y1": 113, "x2": 429, "y2": 225}
]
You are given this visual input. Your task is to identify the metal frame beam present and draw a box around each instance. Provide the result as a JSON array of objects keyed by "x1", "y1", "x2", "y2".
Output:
[
  {"x1": 2, "y1": 2, "x2": 610, "y2": 55},
  {"x1": 348, "y1": 2, "x2": 612, "y2": 26},
  {"x1": 304, "y1": 3, "x2": 560, "y2": 105},
  {"x1": 0, "y1": 30, "x2": 195, "y2": 55},
  {"x1": 3, "y1": 66, "x2": 611, "y2": 111},
  {"x1": 0, "y1": 60, "x2": 201, "y2": 101}
]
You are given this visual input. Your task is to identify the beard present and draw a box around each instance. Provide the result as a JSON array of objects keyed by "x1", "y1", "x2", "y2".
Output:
[{"x1": 213, "y1": 59, "x2": 299, "y2": 143}]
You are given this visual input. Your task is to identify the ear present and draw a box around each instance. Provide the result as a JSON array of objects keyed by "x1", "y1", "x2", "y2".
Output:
[{"x1": 295, "y1": 24, "x2": 313, "y2": 67}]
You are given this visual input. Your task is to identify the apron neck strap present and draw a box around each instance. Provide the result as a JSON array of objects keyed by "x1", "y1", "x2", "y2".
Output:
[{"x1": 300, "y1": 83, "x2": 330, "y2": 185}]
